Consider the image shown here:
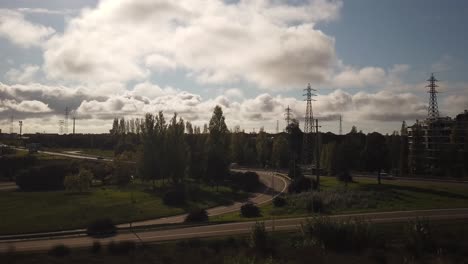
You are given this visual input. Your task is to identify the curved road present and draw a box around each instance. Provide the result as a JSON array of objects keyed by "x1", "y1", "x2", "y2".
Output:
[
  {"x1": 2, "y1": 208, "x2": 468, "y2": 253},
  {"x1": 120, "y1": 170, "x2": 289, "y2": 227}
]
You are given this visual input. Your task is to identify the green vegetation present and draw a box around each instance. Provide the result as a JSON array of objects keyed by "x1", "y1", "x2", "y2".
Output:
[
  {"x1": 4, "y1": 219, "x2": 468, "y2": 264},
  {"x1": 212, "y1": 177, "x2": 468, "y2": 222},
  {"x1": 0, "y1": 181, "x2": 248, "y2": 235}
]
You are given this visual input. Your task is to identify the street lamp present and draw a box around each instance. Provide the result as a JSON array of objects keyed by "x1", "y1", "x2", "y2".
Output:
[{"x1": 130, "y1": 175, "x2": 135, "y2": 230}]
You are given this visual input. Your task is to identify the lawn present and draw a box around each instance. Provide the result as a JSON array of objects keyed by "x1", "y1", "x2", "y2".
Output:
[
  {"x1": 0, "y1": 181, "x2": 249, "y2": 235},
  {"x1": 212, "y1": 176, "x2": 468, "y2": 222}
]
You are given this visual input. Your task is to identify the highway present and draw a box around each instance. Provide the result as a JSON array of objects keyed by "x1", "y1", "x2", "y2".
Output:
[{"x1": 2, "y1": 208, "x2": 468, "y2": 253}]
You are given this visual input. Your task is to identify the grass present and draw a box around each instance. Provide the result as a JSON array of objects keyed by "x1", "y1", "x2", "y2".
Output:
[
  {"x1": 3, "y1": 219, "x2": 468, "y2": 264},
  {"x1": 0, "y1": 181, "x2": 249, "y2": 235},
  {"x1": 211, "y1": 176, "x2": 468, "y2": 222}
]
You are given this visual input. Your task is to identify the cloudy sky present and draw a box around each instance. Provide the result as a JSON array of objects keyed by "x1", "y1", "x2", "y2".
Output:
[{"x1": 0, "y1": 0, "x2": 467, "y2": 134}]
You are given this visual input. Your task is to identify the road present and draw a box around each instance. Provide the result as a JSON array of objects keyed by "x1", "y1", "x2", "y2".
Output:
[
  {"x1": 119, "y1": 170, "x2": 289, "y2": 227},
  {"x1": 2, "y1": 208, "x2": 468, "y2": 253}
]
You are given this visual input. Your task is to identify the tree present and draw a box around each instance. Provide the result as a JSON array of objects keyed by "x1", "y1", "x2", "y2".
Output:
[
  {"x1": 363, "y1": 132, "x2": 389, "y2": 184},
  {"x1": 166, "y1": 113, "x2": 188, "y2": 183},
  {"x1": 110, "y1": 118, "x2": 119, "y2": 135},
  {"x1": 271, "y1": 135, "x2": 289, "y2": 168},
  {"x1": 138, "y1": 113, "x2": 158, "y2": 188},
  {"x1": 205, "y1": 106, "x2": 229, "y2": 189},
  {"x1": 255, "y1": 131, "x2": 270, "y2": 167},
  {"x1": 286, "y1": 119, "x2": 302, "y2": 166}
]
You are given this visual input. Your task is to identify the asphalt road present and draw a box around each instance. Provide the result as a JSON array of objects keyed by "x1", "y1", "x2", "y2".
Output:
[
  {"x1": 2, "y1": 208, "x2": 468, "y2": 253},
  {"x1": 119, "y1": 170, "x2": 289, "y2": 227}
]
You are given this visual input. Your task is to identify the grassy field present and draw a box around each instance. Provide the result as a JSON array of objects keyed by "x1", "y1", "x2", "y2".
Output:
[
  {"x1": 0, "y1": 181, "x2": 249, "y2": 235},
  {"x1": 212, "y1": 176, "x2": 468, "y2": 222}
]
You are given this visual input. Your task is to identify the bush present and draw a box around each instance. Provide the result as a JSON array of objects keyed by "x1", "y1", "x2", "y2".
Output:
[
  {"x1": 288, "y1": 176, "x2": 316, "y2": 193},
  {"x1": 86, "y1": 218, "x2": 117, "y2": 237},
  {"x1": 273, "y1": 196, "x2": 286, "y2": 207},
  {"x1": 229, "y1": 171, "x2": 260, "y2": 192},
  {"x1": 64, "y1": 168, "x2": 93, "y2": 193},
  {"x1": 163, "y1": 186, "x2": 187, "y2": 206},
  {"x1": 184, "y1": 208, "x2": 209, "y2": 223},
  {"x1": 337, "y1": 170, "x2": 353, "y2": 185},
  {"x1": 107, "y1": 241, "x2": 136, "y2": 255},
  {"x1": 404, "y1": 218, "x2": 436, "y2": 256},
  {"x1": 250, "y1": 222, "x2": 268, "y2": 252},
  {"x1": 91, "y1": 241, "x2": 102, "y2": 254},
  {"x1": 240, "y1": 202, "x2": 261, "y2": 218},
  {"x1": 301, "y1": 216, "x2": 377, "y2": 252},
  {"x1": 16, "y1": 162, "x2": 75, "y2": 191},
  {"x1": 306, "y1": 196, "x2": 324, "y2": 213},
  {"x1": 48, "y1": 244, "x2": 70, "y2": 257}
]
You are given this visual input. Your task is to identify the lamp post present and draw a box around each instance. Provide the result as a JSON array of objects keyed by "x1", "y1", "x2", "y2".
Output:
[{"x1": 130, "y1": 175, "x2": 134, "y2": 230}]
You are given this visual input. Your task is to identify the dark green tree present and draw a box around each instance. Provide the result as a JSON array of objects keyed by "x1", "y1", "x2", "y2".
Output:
[{"x1": 205, "y1": 106, "x2": 229, "y2": 189}]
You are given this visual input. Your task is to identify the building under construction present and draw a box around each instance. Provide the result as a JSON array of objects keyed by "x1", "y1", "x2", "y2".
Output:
[{"x1": 408, "y1": 74, "x2": 468, "y2": 177}]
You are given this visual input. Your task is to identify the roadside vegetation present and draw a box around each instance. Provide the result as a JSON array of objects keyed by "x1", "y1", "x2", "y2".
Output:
[
  {"x1": 212, "y1": 176, "x2": 468, "y2": 222},
  {"x1": 3, "y1": 218, "x2": 468, "y2": 264}
]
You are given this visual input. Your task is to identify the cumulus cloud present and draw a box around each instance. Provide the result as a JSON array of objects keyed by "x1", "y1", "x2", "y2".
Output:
[
  {"x1": 0, "y1": 99, "x2": 52, "y2": 113},
  {"x1": 0, "y1": 9, "x2": 55, "y2": 47},
  {"x1": 43, "y1": 0, "x2": 340, "y2": 88},
  {"x1": 5, "y1": 64, "x2": 40, "y2": 83}
]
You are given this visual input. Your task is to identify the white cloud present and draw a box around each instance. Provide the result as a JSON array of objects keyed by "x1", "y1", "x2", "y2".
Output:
[
  {"x1": 16, "y1": 8, "x2": 75, "y2": 16},
  {"x1": 1, "y1": 99, "x2": 52, "y2": 113},
  {"x1": 0, "y1": 9, "x2": 55, "y2": 47},
  {"x1": 43, "y1": 0, "x2": 340, "y2": 88},
  {"x1": 5, "y1": 64, "x2": 40, "y2": 83}
]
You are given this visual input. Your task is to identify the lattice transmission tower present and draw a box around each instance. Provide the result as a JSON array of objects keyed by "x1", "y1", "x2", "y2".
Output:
[
  {"x1": 302, "y1": 83, "x2": 316, "y2": 164},
  {"x1": 427, "y1": 73, "x2": 440, "y2": 119},
  {"x1": 284, "y1": 105, "x2": 292, "y2": 129}
]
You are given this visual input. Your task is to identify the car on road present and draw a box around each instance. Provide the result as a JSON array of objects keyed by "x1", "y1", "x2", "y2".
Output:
[{"x1": 96, "y1": 156, "x2": 104, "y2": 160}]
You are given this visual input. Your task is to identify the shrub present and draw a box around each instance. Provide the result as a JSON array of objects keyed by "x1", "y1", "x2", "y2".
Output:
[
  {"x1": 337, "y1": 170, "x2": 353, "y2": 185},
  {"x1": 404, "y1": 218, "x2": 436, "y2": 256},
  {"x1": 250, "y1": 222, "x2": 268, "y2": 252},
  {"x1": 288, "y1": 176, "x2": 315, "y2": 193},
  {"x1": 48, "y1": 244, "x2": 70, "y2": 257},
  {"x1": 184, "y1": 208, "x2": 209, "y2": 223},
  {"x1": 64, "y1": 168, "x2": 93, "y2": 193},
  {"x1": 240, "y1": 202, "x2": 261, "y2": 218},
  {"x1": 91, "y1": 241, "x2": 102, "y2": 254},
  {"x1": 86, "y1": 218, "x2": 117, "y2": 237},
  {"x1": 306, "y1": 196, "x2": 324, "y2": 213},
  {"x1": 163, "y1": 186, "x2": 187, "y2": 206},
  {"x1": 273, "y1": 196, "x2": 286, "y2": 207},
  {"x1": 107, "y1": 241, "x2": 136, "y2": 255},
  {"x1": 301, "y1": 216, "x2": 377, "y2": 252},
  {"x1": 229, "y1": 171, "x2": 260, "y2": 192},
  {"x1": 16, "y1": 163, "x2": 74, "y2": 191}
]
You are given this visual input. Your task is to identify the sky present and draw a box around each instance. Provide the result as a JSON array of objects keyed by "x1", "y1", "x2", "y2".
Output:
[{"x1": 0, "y1": 0, "x2": 467, "y2": 134}]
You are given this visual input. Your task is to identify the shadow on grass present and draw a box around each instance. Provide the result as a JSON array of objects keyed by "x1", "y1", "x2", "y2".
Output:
[{"x1": 359, "y1": 183, "x2": 468, "y2": 200}]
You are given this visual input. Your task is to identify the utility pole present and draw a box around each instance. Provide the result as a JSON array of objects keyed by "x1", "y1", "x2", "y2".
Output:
[
  {"x1": 276, "y1": 120, "x2": 279, "y2": 134},
  {"x1": 65, "y1": 107, "x2": 69, "y2": 135},
  {"x1": 18, "y1": 121, "x2": 23, "y2": 138},
  {"x1": 9, "y1": 115, "x2": 14, "y2": 134},
  {"x1": 339, "y1": 114, "x2": 342, "y2": 135},
  {"x1": 315, "y1": 119, "x2": 321, "y2": 191}
]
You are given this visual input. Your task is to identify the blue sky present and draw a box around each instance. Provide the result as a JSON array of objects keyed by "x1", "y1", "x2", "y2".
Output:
[{"x1": 0, "y1": 0, "x2": 467, "y2": 134}]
